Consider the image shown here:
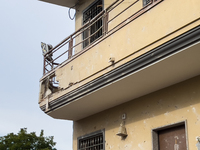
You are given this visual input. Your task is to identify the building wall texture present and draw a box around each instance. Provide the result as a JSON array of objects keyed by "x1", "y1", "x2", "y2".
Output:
[
  {"x1": 38, "y1": 0, "x2": 200, "y2": 149},
  {"x1": 39, "y1": 0, "x2": 200, "y2": 107},
  {"x1": 73, "y1": 75, "x2": 200, "y2": 150},
  {"x1": 48, "y1": 0, "x2": 200, "y2": 104}
]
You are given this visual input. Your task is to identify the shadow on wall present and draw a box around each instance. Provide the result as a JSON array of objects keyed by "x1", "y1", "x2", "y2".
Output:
[{"x1": 73, "y1": 75, "x2": 200, "y2": 136}]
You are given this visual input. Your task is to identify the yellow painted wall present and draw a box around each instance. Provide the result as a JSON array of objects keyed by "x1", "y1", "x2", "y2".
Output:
[
  {"x1": 39, "y1": 0, "x2": 200, "y2": 106},
  {"x1": 73, "y1": 75, "x2": 200, "y2": 150},
  {"x1": 38, "y1": 0, "x2": 200, "y2": 148},
  {"x1": 44, "y1": 0, "x2": 200, "y2": 103}
]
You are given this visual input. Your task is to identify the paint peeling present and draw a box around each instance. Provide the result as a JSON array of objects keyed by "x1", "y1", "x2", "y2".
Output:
[
  {"x1": 142, "y1": 27, "x2": 146, "y2": 32},
  {"x1": 125, "y1": 19, "x2": 130, "y2": 23},
  {"x1": 109, "y1": 145, "x2": 114, "y2": 149},
  {"x1": 124, "y1": 144, "x2": 132, "y2": 149},
  {"x1": 174, "y1": 136, "x2": 179, "y2": 150},
  {"x1": 138, "y1": 143, "x2": 145, "y2": 150},
  {"x1": 164, "y1": 111, "x2": 169, "y2": 116},
  {"x1": 191, "y1": 107, "x2": 200, "y2": 122},
  {"x1": 192, "y1": 107, "x2": 197, "y2": 114}
]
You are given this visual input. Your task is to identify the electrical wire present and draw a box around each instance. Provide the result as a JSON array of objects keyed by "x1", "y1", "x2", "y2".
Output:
[
  {"x1": 68, "y1": 7, "x2": 76, "y2": 20},
  {"x1": 68, "y1": 1, "x2": 80, "y2": 20}
]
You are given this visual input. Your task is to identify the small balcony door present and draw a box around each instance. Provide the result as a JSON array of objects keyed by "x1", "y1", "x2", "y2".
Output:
[{"x1": 158, "y1": 124, "x2": 187, "y2": 150}]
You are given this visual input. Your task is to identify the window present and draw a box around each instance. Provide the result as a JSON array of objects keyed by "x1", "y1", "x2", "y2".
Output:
[
  {"x1": 143, "y1": 0, "x2": 152, "y2": 6},
  {"x1": 78, "y1": 129, "x2": 105, "y2": 150},
  {"x1": 152, "y1": 122, "x2": 188, "y2": 150},
  {"x1": 83, "y1": 0, "x2": 103, "y2": 48}
]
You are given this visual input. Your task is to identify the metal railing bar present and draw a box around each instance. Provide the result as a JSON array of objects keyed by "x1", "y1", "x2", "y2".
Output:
[
  {"x1": 44, "y1": 50, "x2": 68, "y2": 68},
  {"x1": 45, "y1": 40, "x2": 70, "y2": 57},
  {"x1": 43, "y1": 0, "x2": 120, "y2": 58},
  {"x1": 89, "y1": 26, "x2": 103, "y2": 38},
  {"x1": 52, "y1": 50, "x2": 69, "y2": 63},
  {"x1": 72, "y1": 29, "x2": 83, "y2": 39},
  {"x1": 107, "y1": 0, "x2": 139, "y2": 24},
  {"x1": 82, "y1": 18, "x2": 104, "y2": 33},
  {"x1": 43, "y1": 12, "x2": 106, "y2": 59},
  {"x1": 43, "y1": 0, "x2": 162, "y2": 75},
  {"x1": 44, "y1": 38, "x2": 71, "y2": 57},
  {"x1": 78, "y1": 25, "x2": 103, "y2": 48},
  {"x1": 42, "y1": 0, "x2": 125, "y2": 74},
  {"x1": 67, "y1": 10, "x2": 105, "y2": 37},
  {"x1": 106, "y1": 0, "x2": 122, "y2": 12},
  {"x1": 107, "y1": 0, "x2": 153, "y2": 34},
  {"x1": 44, "y1": 58, "x2": 56, "y2": 68},
  {"x1": 107, "y1": 0, "x2": 124, "y2": 13}
]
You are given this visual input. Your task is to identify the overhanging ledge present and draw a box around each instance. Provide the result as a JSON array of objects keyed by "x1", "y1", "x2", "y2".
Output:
[
  {"x1": 39, "y1": 0, "x2": 78, "y2": 7},
  {"x1": 41, "y1": 25, "x2": 200, "y2": 121}
]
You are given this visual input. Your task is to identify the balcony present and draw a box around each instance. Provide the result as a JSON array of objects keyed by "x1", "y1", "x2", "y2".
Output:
[
  {"x1": 39, "y1": 0, "x2": 200, "y2": 120},
  {"x1": 39, "y1": 0, "x2": 79, "y2": 7},
  {"x1": 42, "y1": 0, "x2": 164, "y2": 76}
]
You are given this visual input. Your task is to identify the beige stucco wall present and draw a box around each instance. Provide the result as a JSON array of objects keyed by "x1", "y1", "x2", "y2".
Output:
[
  {"x1": 39, "y1": 0, "x2": 200, "y2": 106},
  {"x1": 73, "y1": 75, "x2": 200, "y2": 150},
  {"x1": 42, "y1": 0, "x2": 200, "y2": 103}
]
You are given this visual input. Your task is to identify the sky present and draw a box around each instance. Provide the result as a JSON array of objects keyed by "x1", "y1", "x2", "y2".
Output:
[{"x1": 0, "y1": 0, "x2": 75, "y2": 149}]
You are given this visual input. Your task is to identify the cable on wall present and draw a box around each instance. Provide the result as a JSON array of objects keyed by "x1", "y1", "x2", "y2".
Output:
[{"x1": 68, "y1": 1, "x2": 80, "y2": 20}]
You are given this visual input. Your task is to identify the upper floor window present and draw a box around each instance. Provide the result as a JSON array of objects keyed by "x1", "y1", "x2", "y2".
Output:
[
  {"x1": 143, "y1": 0, "x2": 152, "y2": 6},
  {"x1": 82, "y1": 0, "x2": 103, "y2": 48},
  {"x1": 78, "y1": 129, "x2": 105, "y2": 150}
]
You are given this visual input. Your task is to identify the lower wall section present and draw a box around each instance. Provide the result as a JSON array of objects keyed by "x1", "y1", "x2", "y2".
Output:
[{"x1": 73, "y1": 75, "x2": 200, "y2": 150}]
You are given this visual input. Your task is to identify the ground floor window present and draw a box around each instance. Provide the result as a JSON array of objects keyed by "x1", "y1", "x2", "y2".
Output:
[{"x1": 78, "y1": 129, "x2": 105, "y2": 150}]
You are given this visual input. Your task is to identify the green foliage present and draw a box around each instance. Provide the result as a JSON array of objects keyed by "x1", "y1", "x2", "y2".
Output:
[{"x1": 0, "y1": 128, "x2": 56, "y2": 150}]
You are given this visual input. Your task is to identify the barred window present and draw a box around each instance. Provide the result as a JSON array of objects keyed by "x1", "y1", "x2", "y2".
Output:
[
  {"x1": 143, "y1": 0, "x2": 151, "y2": 6},
  {"x1": 82, "y1": 0, "x2": 103, "y2": 48},
  {"x1": 78, "y1": 130, "x2": 105, "y2": 150}
]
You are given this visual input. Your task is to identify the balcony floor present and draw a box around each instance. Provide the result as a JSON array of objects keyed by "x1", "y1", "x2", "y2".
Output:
[{"x1": 46, "y1": 27, "x2": 200, "y2": 120}]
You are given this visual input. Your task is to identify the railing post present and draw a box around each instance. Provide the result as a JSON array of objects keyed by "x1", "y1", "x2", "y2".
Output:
[
  {"x1": 68, "y1": 36, "x2": 73, "y2": 59},
  {"x1": 43, "y1": 56, "x2": 46, "y2": 75},
  {"x1": 51, "y1": 59, "x2": 54, "y2": 70},
  {"x1": 103, "y1": 11, "x2": 108, "y2": 35},
  {"x1": 89, "y1": 18, "x2": 91, "y2": 45}
]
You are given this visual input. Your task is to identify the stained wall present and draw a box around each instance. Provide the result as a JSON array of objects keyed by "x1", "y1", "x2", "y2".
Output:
[
  {"x1": 73, "y1": 75, "x2": 200, "y2": 150},
  {"x1": 42, "y1": 0, "x2": 200, "y2": 104}
]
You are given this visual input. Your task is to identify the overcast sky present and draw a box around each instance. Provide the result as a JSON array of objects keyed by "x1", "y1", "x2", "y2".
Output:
[{"x1": 0, "y1": 0, "x2": 75, "y2": 149}]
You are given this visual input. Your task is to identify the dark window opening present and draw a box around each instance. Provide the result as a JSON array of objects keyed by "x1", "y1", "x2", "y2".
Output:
[
  {"x1": 143, "y1": 0, "x2": 152, "y2": 6},
  {"x1": 83, "y1": 0, "x2": 103, "y2": 48},
  {"x1": 78, "y1": 130, "x2": 105, "y2": 150}
]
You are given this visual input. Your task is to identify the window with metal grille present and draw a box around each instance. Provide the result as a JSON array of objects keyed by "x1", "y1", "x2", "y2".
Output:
[
  {"x1": 82, "y1": 0, "x2": 103, "y2": 48},
  {"x1": 78, "y1": 130, "x2": 105, "y2": 150},
  {"x1": 143, "y1": 0, "x2": 152, "y2": 6}
]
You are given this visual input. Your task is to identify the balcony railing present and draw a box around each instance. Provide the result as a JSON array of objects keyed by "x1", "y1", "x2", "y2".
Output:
[{"x1": 42, "y1": 0, "x2": 162, "y2": 76}]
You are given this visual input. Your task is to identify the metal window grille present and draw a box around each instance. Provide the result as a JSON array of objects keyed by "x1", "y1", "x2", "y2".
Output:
[
  {"x1": 143, "y1": 0, "x2": 152, "y2": 6},
  {"x1": 78, "y1": 130, "x2": 104, "y2": 150},
  {"x1": 83, "y1": 0, "x2": 103, "y2": 48}
]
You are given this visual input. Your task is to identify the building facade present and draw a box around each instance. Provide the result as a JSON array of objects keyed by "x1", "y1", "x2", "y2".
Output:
[{"x1": 38, "y1": 0, "x2": 200, "y2": 149}]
